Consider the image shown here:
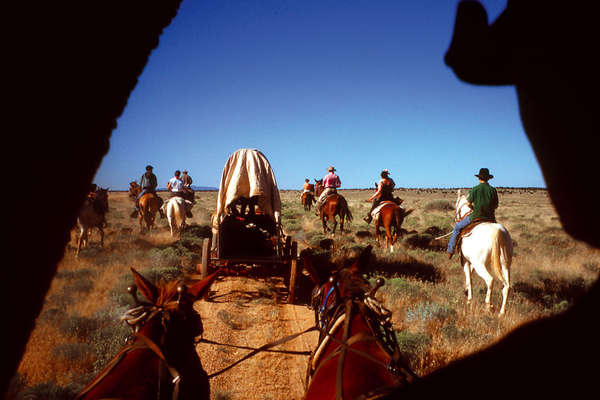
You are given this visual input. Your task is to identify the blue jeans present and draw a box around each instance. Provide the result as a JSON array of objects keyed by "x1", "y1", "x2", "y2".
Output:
[{"x1": 447, "y1": 215, "x2": 472, "y2": 254}]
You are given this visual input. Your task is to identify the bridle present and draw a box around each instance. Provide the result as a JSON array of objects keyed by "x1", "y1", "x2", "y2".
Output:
[
  {"x1": 307, "y1": 276, "x2": 419, "y2": 400},
  {"x1": 74, "y1": 285, "x2": 195, "y2": 400}
]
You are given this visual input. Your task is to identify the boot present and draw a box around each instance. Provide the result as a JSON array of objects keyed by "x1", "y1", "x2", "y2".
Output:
[
  {"x1": 130, "y1": 209, "x2": 138, "y2": 218},
  {"x1": 363, "y1": 214, "x2": 372, "y2": 224},
  {"x1": 447, "y1": 252, "x2": 453, "y2": 259},
  {"x1": 159, "y1": 208, "x2": 166, "y2": 219}
]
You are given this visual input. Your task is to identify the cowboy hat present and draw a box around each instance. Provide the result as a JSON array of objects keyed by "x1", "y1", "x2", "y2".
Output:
[
  {"x1": 382, "y1": 169, "x2": 390, "y2": 175},
  {"x1": 328, "y1": 166, "x2": 336, "y2": 172},
  {"x1": 145, "y1": 165, "x2": 153, "y2": 170},
  {"x1": 475, "y1": 168, "x2": 494, "y2": 180}
]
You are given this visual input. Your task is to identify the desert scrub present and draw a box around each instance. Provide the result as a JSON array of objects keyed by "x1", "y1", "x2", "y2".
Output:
[
  {"x1": 424, "y1": 200, "x2": 454, "y2": 212},
  {"x1": 404, "y1": 301, "x2": 457, "y2": 332}
]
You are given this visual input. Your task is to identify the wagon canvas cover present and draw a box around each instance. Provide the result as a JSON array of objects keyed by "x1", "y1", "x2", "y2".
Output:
[{"x1": 215, "y1": 148, "x2": 282, "y2": 226}]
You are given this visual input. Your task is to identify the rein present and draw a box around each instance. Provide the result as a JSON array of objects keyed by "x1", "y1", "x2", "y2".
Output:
[
  {"x1": 74, "y1": 302, "x2": 187, "y2": 400},
  {"x1": 308, "y1": 288, "x2": 420, "y2": 400}
]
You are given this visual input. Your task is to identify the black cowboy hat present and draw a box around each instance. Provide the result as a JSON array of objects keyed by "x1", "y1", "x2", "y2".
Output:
[
  {"x1": 475, "y1": 168, "x2": 494, "y2": 180},
  {"x1": 145, "y1": 165, "x2": 153, "y2": 170}
]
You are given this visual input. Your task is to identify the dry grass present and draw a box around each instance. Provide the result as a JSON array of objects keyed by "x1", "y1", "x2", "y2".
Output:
[{"x1": 13, "y1": 187, "x2": 600, "y2": 398}]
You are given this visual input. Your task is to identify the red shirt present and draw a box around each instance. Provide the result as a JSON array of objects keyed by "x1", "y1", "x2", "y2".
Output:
[{"x1": 323, "y1": 172, "x2": 341, "y2": 188}]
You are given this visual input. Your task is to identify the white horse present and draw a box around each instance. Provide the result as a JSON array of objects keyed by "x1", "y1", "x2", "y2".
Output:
[
  {"x1": 164, "y1": 196, "x2": 193, "y2": 237},
  {"x1": 455, "y1": 189, "x2": 513, "y2": 316}
]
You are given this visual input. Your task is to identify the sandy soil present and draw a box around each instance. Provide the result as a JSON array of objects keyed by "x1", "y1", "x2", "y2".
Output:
[{"x1": 194, "y1": 275, "x2": 319, "y2": 400}]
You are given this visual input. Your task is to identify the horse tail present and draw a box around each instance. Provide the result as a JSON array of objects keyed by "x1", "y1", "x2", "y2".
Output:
[
  {"x1": 341, "y1": 196, "x2": 353, "y2": 222},
  {"x1": 490, "y1": 226, "x2": 511, "y2": 283}
]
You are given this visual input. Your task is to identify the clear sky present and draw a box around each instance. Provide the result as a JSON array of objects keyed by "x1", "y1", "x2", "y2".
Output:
[{"x1": 94, "y1": 0, "x2": 545, "y2": 190}]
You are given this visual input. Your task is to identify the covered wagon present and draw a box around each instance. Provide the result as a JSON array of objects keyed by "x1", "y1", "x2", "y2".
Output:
[{"x1": 199, "y1": 149, "x2": 300, "y2": 303}]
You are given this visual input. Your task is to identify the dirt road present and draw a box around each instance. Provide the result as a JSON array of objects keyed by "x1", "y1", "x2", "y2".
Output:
[{"x1": 194, "y1": 275, "x2": 318, "y2": 400}]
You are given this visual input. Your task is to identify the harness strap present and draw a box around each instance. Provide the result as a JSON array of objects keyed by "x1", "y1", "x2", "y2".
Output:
[
  {"x1": 336, "y1": 300, "x2": 353, "y2": 400},
  {"x1": 203, "y1": 325, "x2": 319, "y2": 378}
]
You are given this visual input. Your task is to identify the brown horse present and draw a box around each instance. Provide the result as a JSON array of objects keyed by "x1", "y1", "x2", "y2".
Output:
[
  {"x1": 129, "y1": 182, "x2": 162, "y2": 232},
  {"x1": 373, "y1": 202, "x2": 413, "y2": 253},
  {"x1": 314, "y1": 179, "x2": 324, "y2": 198},
  {"x1": 75, "y1": 268, "x2": 218, "y2": 400},
  {"x1": 76, "y1": 187, "x2": 109, "y2": 257},
  {"x1": 320, "y1": 194, "x2": 353, "y2": 235},
  {"x1": 302, "y1": 190, "x2": 316, "y2": 211},
  {"x1": 304, "y1": 245, "x2": 414, "y2": 399}
]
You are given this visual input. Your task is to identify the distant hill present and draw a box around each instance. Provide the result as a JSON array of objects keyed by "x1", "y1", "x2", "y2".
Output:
[{"x1": 191, "y1": 185, "x2": 218, "y2": 191}]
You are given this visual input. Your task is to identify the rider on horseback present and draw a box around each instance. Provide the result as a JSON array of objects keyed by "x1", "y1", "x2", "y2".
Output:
[
  {"x1": 315, "y1": 166, "x2": 341, "y2": 215},
  {"x1": 364, "y1": 169, "x2": 396, "y2": 224},
  {"x1": 87, "y1": 183, "x2": 107, "y2": 227},
  {"x1": 447, "y1": 168, "x2": 498, "y2": 259},
  {"x1": 131, "y1": 165, "x2": 165, "y2": 219},
  {"x1": 164, "y1": 170, "x2": 193, "y2": 218}
]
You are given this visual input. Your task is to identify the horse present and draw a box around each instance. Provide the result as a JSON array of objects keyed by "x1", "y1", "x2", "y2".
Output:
[
  {"x1": 373, "y1": 202, "x2": 413, "y2": 253},
  {"x1": 314, "y1": 179, "x2": 324, "y2": 198},
  {"x1": 320, "y1": 194, "x2": 353, "y2": 235},
  {"x1": 165, "y1": 196, "x2": 193, "y2": 237},
  {"x1": 303, "y1": 245, "x2": 413, "y2": 399},
  {"x1": 76, "y1": 187, "x2": 109, "y2": 257},
  {"x1": 302, "y1": 190, "x2": 316, "y2": 211},
  {"x1": 455, "y1": 189, "x2": 513, "y2": 316},
  {"x1": 129, "y1": 182, "x2": 162, "y2": 233},
  {"x1": 75, "y1": 268, "x2": 218, "y2": 400}
]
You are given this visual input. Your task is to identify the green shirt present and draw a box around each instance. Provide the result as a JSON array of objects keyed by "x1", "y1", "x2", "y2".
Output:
[{"x1": 467, "y1": 182, "x2": 498, "y2": 220}]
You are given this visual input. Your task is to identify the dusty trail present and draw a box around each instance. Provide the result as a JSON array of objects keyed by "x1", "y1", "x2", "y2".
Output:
[{"x1": 194, "y1": 275, "x2": 318, "y2": 400}]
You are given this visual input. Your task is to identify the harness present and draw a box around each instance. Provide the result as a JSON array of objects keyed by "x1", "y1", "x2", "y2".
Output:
[
  {"x1": 74, "y1": 303, "x2": 189, "y2": 400},
  {"x1": 307, "y1": 281, "x2": 419, "y2": 400}
]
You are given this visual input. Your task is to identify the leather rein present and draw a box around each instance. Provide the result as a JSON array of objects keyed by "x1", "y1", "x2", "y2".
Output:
[
  {"x1": 307, "y1": 284, "x2": 419, "y2": 400},
  {"x1": 74, "y1": 304, "x2": 186, "y2": 400}
]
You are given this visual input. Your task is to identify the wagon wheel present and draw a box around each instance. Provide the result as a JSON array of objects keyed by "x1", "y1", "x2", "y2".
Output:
[
  {"x1": 287, "y1": 240, "x2": 299, "y2": 304},
  {"x1": 199, "y1": 237, "x2": 212, "y2": 279}
]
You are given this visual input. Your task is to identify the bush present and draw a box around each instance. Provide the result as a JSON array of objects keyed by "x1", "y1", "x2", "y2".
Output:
[
  {"x1": 424, "y1": 200, "x2": 454, "y2": 212},
  {"x1": 395, "y1": 331, "x2": 432, "y2": 362}
]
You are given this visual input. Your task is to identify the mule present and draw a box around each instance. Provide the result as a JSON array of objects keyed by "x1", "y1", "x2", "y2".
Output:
[
  {"x1": 373, "y1": 202, "x2": 412, "y2": 253},
  {"x1": 75, "y1": 268, "x2": 218, "y2": 400},
  {"x1": 165, "y1": 196, "x2": 193, "y2": 237},
  {"x1": 303, "y1": 245, "x2": 413, "y2": 399},
  {"x1": 455, "y1": 190, "x2": 513, "y2": 316},
  {"x1": 320, "y1": 194, "x2": 353, "y2": 235},
  {"x1": 76, "y1": 187, "x2": 109, "y2": 257}
]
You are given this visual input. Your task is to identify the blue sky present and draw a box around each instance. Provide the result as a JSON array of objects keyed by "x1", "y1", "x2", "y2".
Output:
[{"x1": 94, "y1": 0, "x2": 545, "y2": 190}]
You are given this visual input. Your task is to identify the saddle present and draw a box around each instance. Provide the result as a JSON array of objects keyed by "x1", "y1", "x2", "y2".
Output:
[
  {"x1": 456, "y1": 218, "x2": 496, "y2": 248},
  {"x1": 371, "y1": 198, "x2": 404, "y2": 219}
]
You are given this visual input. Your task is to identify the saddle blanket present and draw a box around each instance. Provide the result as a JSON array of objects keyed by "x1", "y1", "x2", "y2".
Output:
[{"x1": 371, "y1": 201, "x2": 402, "y2": 219}]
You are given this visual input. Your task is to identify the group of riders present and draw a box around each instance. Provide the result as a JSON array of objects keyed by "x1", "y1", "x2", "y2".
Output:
[
  {"x1": 123, "y1": 162, "x2": 497, "y2": 258},
  {"x1": 304, "y1": 166, "x2": 499, "y2": 258},
  {"x1": 130, "y1": 165, "x2": 195, "y2": 219}
]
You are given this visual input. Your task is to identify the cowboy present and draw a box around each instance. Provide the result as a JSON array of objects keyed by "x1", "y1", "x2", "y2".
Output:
[
  {"x1": 180, "y1": 169, "x2": 196, "y2": 205},
  {"x1": 364, "y1": 169, "x2": 396, "y2": 224},
  {"x1": 315, "y1": 166, "x2": 341, "y2": 215},
  {"x1": 181, "y1": 170, "x2": 193, "y2": 188},
  {"x1": 165, "y1": 170, "x2": 193, "y2": 218},
  {"x1": 132, "y1": 165, "x2": 165, "y2": 218},
  {"x1": 447, "y1": 168, "x2": 499, "y2": 259}
]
